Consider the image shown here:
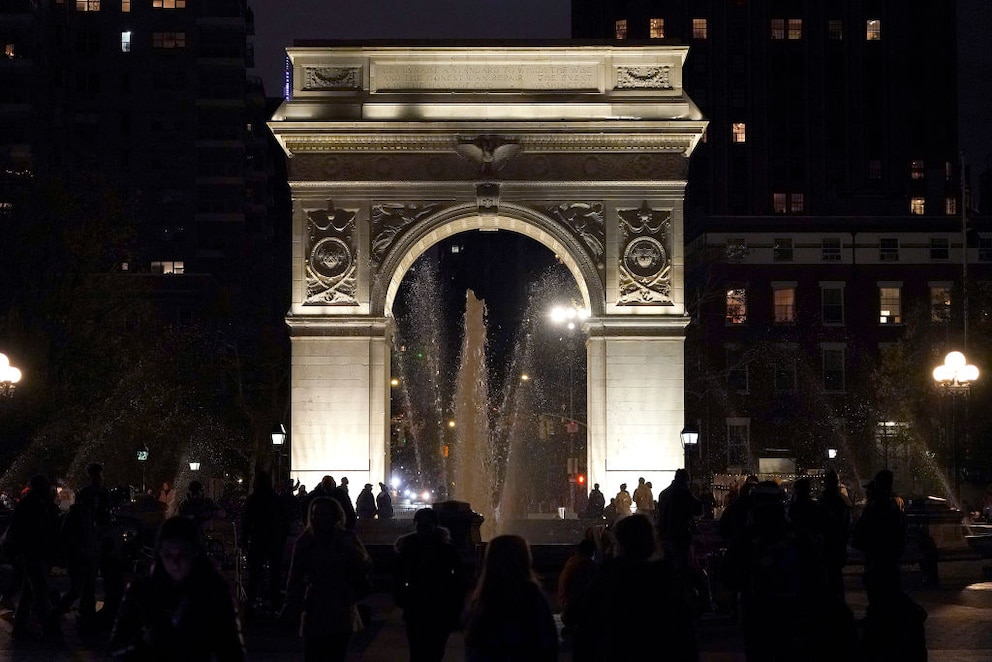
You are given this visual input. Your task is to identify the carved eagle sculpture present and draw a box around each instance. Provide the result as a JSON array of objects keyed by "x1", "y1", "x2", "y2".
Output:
[{"x1": 455, "y1": 135, "x2": 521, "y2": 177}]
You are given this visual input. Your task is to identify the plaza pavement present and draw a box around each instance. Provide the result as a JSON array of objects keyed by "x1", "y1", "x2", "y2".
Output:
[{"x1": 1, "y1": 557, "x2": 991, "y2": 661}]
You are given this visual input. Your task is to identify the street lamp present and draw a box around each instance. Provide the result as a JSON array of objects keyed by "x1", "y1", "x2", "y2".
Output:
[
  {"x1": 136, "y1": 448, "x2": 149, "y2": 493},
  {"x1": 549, "y1": 303, "x2": 589, "y2": 513},
  {"x1": 189, "y1": 460, "x2": 200, "y2": 471},
  {"x1": 932, "y1": 350, "x2": 979, "y2": 504},
  {"x1": 271, "y1": 423, "x2": 287, "y2": 481},
  {"x1": 0, "y1": 353, "x2": 22, "y2": 397},
  {"x1": 681, "y1": 426, "x2": 699, "y2": 479}
]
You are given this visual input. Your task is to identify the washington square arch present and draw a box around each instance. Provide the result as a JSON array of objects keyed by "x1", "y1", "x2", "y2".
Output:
[{"x1": 268, "y1": 44, "x2": 706, "y2": 511}]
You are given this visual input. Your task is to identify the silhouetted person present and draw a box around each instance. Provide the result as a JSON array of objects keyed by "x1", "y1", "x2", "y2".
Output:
[
  {"x1": 556, "y1": 537, "x2": 596, "y2": 639},
  {"x1": 327, "y1": 479, "x2": 358, "y2": 531},
  {"x1": 376, "y1": 482, "x2": 394, "y2": 520},
  {"x1": 355, "y1": 483, "x2": 377, "y2": 520},
  {"x1": 585, "y1": 483, "x2": 605, "y2": 519},
  {"x1": 178, "y1": 480, "x2": 216, "y2": 533},
  {"x1": 657, "y1": 468, "x2": 703, "y2": 574},
  {"x1": 852, "y1": 470, "x2": 906, "y2": 605},
  {"x1": 574, "y1": 513, "x2": 697, "y2": 662},
  {"x1": 242, "y1": 470, "x2": 289, "y2": 616},
  {"x1": 632, "y1": 476, "x2": 654, "y2": 514},
  {"x1": 818, "y1": 470, "x2": 852, "y2": 600},
  {"x1": 464, "y1": 534, "x2": 558, "y2": 662},
  {"x1": 77, "y1": 462, "x2": 125, "y2": 632},
  {"x1": 110, "y1": 516, "x2": 245, "y2": 661},
  {"x1": 603, "y1": 498, "x2": 618, "y2": 526},
  {"x1": 719, "y1": 474, "x2": 758, "y2": 545},
  {"x1": 281, "y1": 497, "x2": 372, "y2": 662},
  {"x1": 393, "y1": 508, "x2": 466, "y2": 662},
  {"x1": 614, "y1": 483, "x2": 632, "y2": 520},
  {"x1": 278, "y1": 478, "x2": 302, "y2": 528},
  {"x1": 788, "y1": 477, "x2": 832, "y2": 559},
  {"x1": 57, "y1": 486, "x2": 102, "y2": 630},
  {"x1": 724, "y1": 481, "x2": 833, "y2": 662},
  {"x1": 6, "y1": 474, "x2": 61, "y2": 640}
]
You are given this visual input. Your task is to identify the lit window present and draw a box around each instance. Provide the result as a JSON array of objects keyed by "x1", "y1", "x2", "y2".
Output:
[
  {"x1": 153, "y1": 32, "x2": 186, "y2": 49},
  {"x1": 725, "y1": 238, "x2": 747, "y2": 261},
  {"x1": 649, "y1": 18, "x2": 665, "y2": 39},
  {"x1": 828, "y1": 20, "x2": 843, "y2": 40},
  {"x1": 868, "y1": 159, "x2": 882, "y2": 180},
  {"x1": 122, "y1": 0, "x2": 130, "y2": 11},
  {"x1": 726, "y1": 288, "x2": 747, "y2": 325},
  {"x1": 822, "y1": 238, "x2": 841, "y2": 262},
  {"x1": 151, "y1": 260, "x2": 185, "y2": 274},
  {"x1": 945, "y1": 161, "x2": 954, "y2": 181},
  {"x1": 879, "y1": 238, "x2": 899, "y2": 261},
  {"x1": 788, "y1": 19, "x2": 803, "y2": 40},
  {"x1": 615, "y1": 19, "x2": 628, "y2": 40},
  {"x1": 726, "y1": 347, "x2": 749, "y2": 392},
  {"x1": 910, "y1": 197, "x2": 925, "y2": 215},
  {"x1": 910, "y1": 159, "x2": 925, "y2": 179},
  {"x1": 773, "y1": 238, "x2": 793, "y2": 262},
  {"x1": 4, "y1": 44, "x2": 14, "y2": 59},
  {"x1": 152, "y1": 0, "x2": 186, "y2": 7},
  {"x1": 821, "y1": 284, "x2": 844, "y2": 325},
  {"x1": 121, "y1": 31, "x2": 131, "y2": 52},
  {"x1": 929, "y1": 238, "x2": 949, "y2": 261},
  {"x1": 866, "y1": 19, "x2": 881, "y2": 41},
  {"x1": 76, "y1": 0, "x2": 100, "y2": 10},
  {"x1": 980, "y1": 237, "x2": 992, "y2": 261},
  {"x1": 732, "y1": 123, "x2": 746, "y2": 143},
  {"x1": 878, "y1": 285, "x2": 902, "y2": 324},
  {"x1": 773, "y1": 285, "x2": 796, "y2": 323},
  {"x1": 790, "y1": 193, "x2": 805, "y2": 213},
  {"x1": 946, "y1": 197, "x2": 957, "y2": 215},
  {"x1": 770, "y1": 19, "x2": 785, "y2": 40},
  {"x1": 930, "y1": 284, "x2": 952, "y2": 322},
  {"x1": 692, "y1": 18, "x2": 708, "y2": 40},
  {"x1": 822, "y1": 346, "x2": 846, "y2": 392},
  {"x1": 773, "y1": 193, "x2": 787, "y2": 213}
]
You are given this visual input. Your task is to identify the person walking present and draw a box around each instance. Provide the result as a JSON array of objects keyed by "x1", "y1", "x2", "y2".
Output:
[
  {"x1": 585, "y1": 483, "x2": 605, "y2": 519},
  {"x1": 242, "y1": 470, "x2": 289, "y2": 617},
  {"x1": 464, "y1": 534, "x2": 558, "y2": 662},
  {"x1": 393, "y1": 508, "x2": 466, "y2": 662},
  {"x1": 109, "y1": 516, "x2": 246, "y2": 661},
  {"x1": 281, "y1": 497, "x2": 373, "y2": 662},
  {"x1": 656, "y1": 469, "x2": 702, "y2": 575},
  {"x1": 818, "y1": 469, "x2": 852, "y2": 600}
]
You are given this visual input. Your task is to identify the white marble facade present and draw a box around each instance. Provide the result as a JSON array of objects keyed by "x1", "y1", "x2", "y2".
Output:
[{"x1": 269, "y1": 45, "x2": 706, "y2": 497}]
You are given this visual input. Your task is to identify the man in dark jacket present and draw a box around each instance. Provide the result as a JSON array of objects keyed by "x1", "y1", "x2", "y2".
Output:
[
  {"x1": 393, "y1": 508, "x2": 466, "y2": 662},
  {"x1": 656, "y1": 469, "x2": 702, "y2": 574}
]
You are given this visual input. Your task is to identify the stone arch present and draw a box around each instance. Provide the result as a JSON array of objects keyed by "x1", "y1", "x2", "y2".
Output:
[{"x1": 371, "y1": 202, "x2": 606, "y2": 318}]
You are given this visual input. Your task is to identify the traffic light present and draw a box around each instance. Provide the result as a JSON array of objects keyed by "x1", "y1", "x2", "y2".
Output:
[{"x1": 576, "y1": 473, "x2": 586, "y2": 486}]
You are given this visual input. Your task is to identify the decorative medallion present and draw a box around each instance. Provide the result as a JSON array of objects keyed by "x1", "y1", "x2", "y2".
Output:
[
  {"x1": 617, "y1": 203, "x2": 673, "y2": 306},
  {"x1": 305, "y1": 204, "x2": 358, "y2": 305},
  {"x1": 302, "y1": 66, "x2": 362, "y2": 91},
  {"x1": 615, "y1": 66, "x2": 673, "y2": 90}
]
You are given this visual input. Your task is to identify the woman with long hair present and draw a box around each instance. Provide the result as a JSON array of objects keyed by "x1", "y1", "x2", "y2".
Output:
[
  {"x1": 281, "y1": 496, "x2": 373, "y2": 662},
  {"x1": 464, "y1": 534, "x2": 557, "y2": 662}
]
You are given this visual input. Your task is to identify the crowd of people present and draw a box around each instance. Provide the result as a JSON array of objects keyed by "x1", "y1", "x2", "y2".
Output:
[{"x1": 0, "y1": 463, "x2": 934, "y2": 661}]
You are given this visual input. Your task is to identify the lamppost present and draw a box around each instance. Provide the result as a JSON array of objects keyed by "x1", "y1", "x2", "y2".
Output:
[
  {"x1": 189, "y1": 460, "x2": 200, "y2": 472},
  {"x1": 549, "y1": 303, "x2": 589, "y2": 513},
  {"x1": 271, "y1": 422, "x2": 287, "y2": 482},
  {"x1": 932, "y1": 350, "x2": 979, "y2": 504},
  {"x1": 136, "y1": 447, "x2": 149, "y2": 494},
  {"x1": 0, "y1": 353, "x2": 22, "y2": 397},
  {"x1": 681, "y1": 426, "x2": 699, "y2": 480}
]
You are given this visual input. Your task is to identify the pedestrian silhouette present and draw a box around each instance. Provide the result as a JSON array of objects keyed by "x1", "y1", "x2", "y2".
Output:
[
  {"x1": 280, "y1": 497, "x2": 373, "y2": 662},
  {"x1": 178, "y1": 480, "x2": 216, "y2": 534},
  {"x1": 464, "y1": 534, "x2": 558, "y2": 662},
  {"x1": 110, "y1": 515, "x2": 245, "y2": 660},
  {"x1": 632, "y1": 477, "x2": 654, "y2": 514},
  {"x1": 614, "y1": 483, "x2": 632, "y2": 520},
  {"x1": 818, "y1": 470, "x2": 852, "y2": 600},
  {"x1": 556, "y1": 537, "x2": 596, "y2": 640},
  {"x1": 376, "y1": 482, "x2": 394, "y2": 520},
  {"x1": 656, "y1": 468, "x2": 703, "y2": 575},
  {"x1": 603, "y1": 497, "x2": 618, "y2": 527},
  {"x1": 585, "y1": 483, "x2": 605, "y2": 519},
  {"x1": 573, "y1": 513, "x2": 698, "y2": 661},
  {"x1": 356, "y1": 483, "x2": 378, "y2": 520},
  {"x1": 56, "y1": 486, "x2": 102, "y2": 631},
  {"x1": 242, "y1": 470, "x2": 289, "y2": 617},
  {"x1": 719, "y1": 474, "x2": 758, "y2": 545},
  {"x1": 393, "y1": 507, "x2": 466, "y2": 661},
  {"x1": 5, "y1": 474, "x2": 61, "y2": 640}
]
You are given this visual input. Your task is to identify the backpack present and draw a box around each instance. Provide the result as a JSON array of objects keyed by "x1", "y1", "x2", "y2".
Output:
[{"x1": 749, "y1": 529, "x2": 803, "y2": 605}]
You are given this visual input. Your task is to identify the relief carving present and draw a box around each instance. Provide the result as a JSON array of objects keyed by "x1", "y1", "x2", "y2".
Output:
[
  {"x1": 615, "y1": 66, "x2": 673, "y2": 90},
  {"x1": 455, "y1": 136, "x2": 522, "y2": 178},
  {"x1": 616, "y1": 203, "x2": 673, "y2": 306},
  {"x1": 370, "y1": 203, "x2": 443, "y2": 267},
  {"x1": 302, "y1": 66, "x2": 362, "y2": 91},
  {"x1": 305, "y1": 203, "x2": 358, "y2": 305},
  {"x1": 545, "y1": 202, "x2": 605, "y2": 265}
]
